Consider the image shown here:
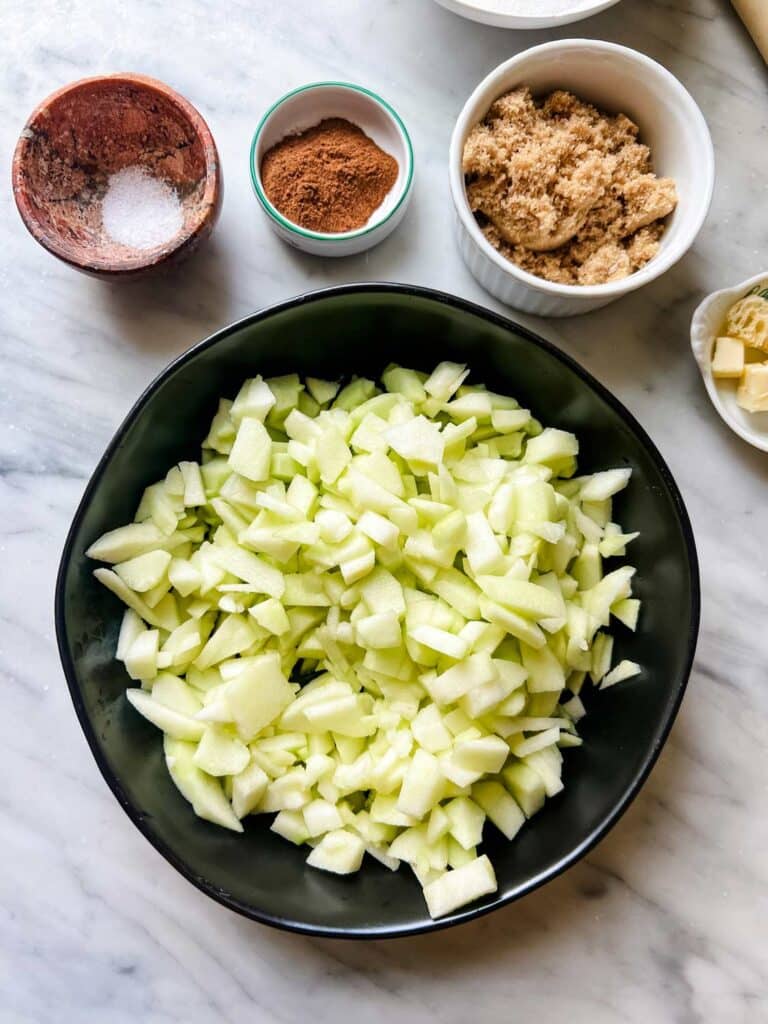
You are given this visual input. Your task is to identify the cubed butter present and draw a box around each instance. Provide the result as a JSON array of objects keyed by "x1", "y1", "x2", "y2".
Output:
[
  {"x1": 737, "y1": 362, "x2": 768, "y2": 413},
  {"x1": 711, "y1": 336, "x2": 745, "y2": 379}
]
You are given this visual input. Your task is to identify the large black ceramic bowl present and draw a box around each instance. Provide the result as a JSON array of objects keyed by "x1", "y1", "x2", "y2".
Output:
[{"x1": 56, "y1": 284, "x2": 699, "y2": 938}]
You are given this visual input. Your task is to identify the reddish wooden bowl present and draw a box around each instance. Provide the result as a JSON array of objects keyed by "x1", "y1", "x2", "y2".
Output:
[{"x1": 12, "y1": 73, "x2": 222, "y2": 278}]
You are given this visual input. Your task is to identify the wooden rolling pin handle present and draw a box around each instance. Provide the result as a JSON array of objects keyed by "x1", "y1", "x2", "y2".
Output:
[{"x1": 732, "y1": 0, "x2": 768, "y2": 63}]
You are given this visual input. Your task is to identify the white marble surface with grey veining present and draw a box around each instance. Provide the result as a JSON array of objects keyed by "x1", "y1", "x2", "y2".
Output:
[{"x1": 2, "y1": 1, "x2": 767, "y2": 1021}]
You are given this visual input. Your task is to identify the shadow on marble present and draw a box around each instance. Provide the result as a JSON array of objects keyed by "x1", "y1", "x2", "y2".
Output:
[
  {"x1": 572, "y1": 258, "x2": 768, "y2": 479},
  {"x1": 544, "y1": 253, "x2": 706, "y2": 398},
  {"x1": 260, "y1": 194, "x2": 427, "y2": 294},
  {"x1": 419, "y1": 0, "x2": 640, "y2": 94},
  {"x1": 694, "y1": 393, "x2": 768, "y2": 480},
  {"x1": 92, "y1": 236, "x2": 236, "y2": 358},
  {"x1": 595, "y1": 255, "x2": 703, "y2": 358}
]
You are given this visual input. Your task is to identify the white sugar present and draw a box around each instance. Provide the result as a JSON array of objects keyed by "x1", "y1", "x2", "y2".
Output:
[{"x1": 101, "y1": 166, "x2": 183, "y2": 250}]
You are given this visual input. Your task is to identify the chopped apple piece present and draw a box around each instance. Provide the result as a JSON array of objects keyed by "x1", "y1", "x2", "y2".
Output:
[
  {"x1": 306, "y1": 829, "x2": 365, "y2": 874},
  {"x1": 193, "y1": 725, "x2": 250, "y2": 777},
  {"x1": 423, "y1": 855, "x2": 497, "y2": 919},
  {"x1": 127, "y1": 689, "x2": 204, "y2": 741},
  {"x1": 164, "y1": 737, "x2": 242, "y2": 832},
  {"x1": 228, "y1": 418, "x2": 272, "y2": 482}
]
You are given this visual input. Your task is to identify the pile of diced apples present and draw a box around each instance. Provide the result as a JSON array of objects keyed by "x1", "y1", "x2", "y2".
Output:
[{"x1": 87, "y1": 363, "x2": 641, "y2": 919}]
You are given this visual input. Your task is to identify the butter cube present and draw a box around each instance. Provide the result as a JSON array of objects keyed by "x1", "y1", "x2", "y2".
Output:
[
  {"x1": 737, "y1": 362, "x2": 768, "y2": 413},
  {"x1": 711, "y1": 336, "x2": 745, "y2": 379}
]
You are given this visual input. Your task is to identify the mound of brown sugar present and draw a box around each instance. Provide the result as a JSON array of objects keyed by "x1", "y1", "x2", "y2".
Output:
[{"x1": 462, "y1": 87, "x2": 678, "y2": 286}]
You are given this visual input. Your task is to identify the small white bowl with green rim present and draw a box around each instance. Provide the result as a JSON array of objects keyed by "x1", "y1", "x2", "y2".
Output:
[{"x1": 250, "y1": 82, "x2": 414, "y2": 257}]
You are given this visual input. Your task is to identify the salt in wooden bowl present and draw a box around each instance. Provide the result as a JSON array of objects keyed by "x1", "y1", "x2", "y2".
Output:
[{"x1": 12, "y1": 73, "x2": 222, "y2": 278}]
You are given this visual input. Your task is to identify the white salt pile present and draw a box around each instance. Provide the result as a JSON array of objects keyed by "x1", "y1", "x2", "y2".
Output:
[{"x1": 101, "y1": 166, "x2": 183, "y2": 250}]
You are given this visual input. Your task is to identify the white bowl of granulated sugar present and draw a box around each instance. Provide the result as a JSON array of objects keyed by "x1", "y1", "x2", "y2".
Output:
[{"x1": 433, "y1": 0, "x2": 622, "y2": 29}]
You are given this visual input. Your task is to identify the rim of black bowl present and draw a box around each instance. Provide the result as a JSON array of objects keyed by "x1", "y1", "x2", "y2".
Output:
[{"x1": 55, "y1": 283, "x2": 700, "y2": 939}]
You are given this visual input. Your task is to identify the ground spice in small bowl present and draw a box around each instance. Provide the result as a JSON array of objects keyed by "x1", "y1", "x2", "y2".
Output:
[{"x1": 260, "y1": 118, "x2": 399, "y2": 234}]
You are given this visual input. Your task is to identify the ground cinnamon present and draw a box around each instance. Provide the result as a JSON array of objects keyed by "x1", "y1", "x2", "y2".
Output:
[{"x1": 261, "y1": 118, "x2": 398, "y2": 233}]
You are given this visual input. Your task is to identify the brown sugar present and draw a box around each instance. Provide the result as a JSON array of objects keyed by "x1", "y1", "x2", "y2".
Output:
[
  {"x1": 462, "y1": 87, "x2": 678, "y2": 286},
  {"x1": 261, "y1": 118, "x2": 399, "y2": 234}
]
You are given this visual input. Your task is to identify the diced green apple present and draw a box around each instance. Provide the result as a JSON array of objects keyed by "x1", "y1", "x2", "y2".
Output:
[
  {"x1": 502, "y1": 761, "x2": 546, "y2": 817},
  {"x1": 228, "y1": 418, "x2": 272, "y2": 482},
  {"x1": 397, "y1": 749, "x2": 445, "y2": 819},
  {"x1": 423, "y1": 855, "x2": 497, "y2": 919},
  {"x1": 90, "y1": 363, "x2": 641, "y2": 920},
  {"x1": 127, "y1": 689, "x2": 204, "y2": 741},
  {"x1": 601, "y1": 660, "x2": 641, "y2": 688},
  {"x1": 164, "y1": 736, "x2": 242, "y2": 832},
  {"x1": 87, "y1": 521, "x2": 166, "y2": 564},
  {"x1": 224, "y1": 652, "x2": 295, "y2": 740},
  {"x1": 473, "y1": 781, "x2": 525, "y2": 840},
  {"x1": 306, "y1": 829, "x2": 365, "y2": 874}
]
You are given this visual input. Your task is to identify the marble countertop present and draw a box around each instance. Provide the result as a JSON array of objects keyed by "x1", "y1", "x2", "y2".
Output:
[{"x1": 3, "y1": 1, "x2": 766, "y2": 1020}]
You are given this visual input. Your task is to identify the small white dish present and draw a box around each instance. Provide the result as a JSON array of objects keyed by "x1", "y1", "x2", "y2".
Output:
[
  {"x1": 250, "y1": 82, "x2": 413, "y2": 258},
  {"x1": 434, "y1": 0, "x2": 622, "y2": 29},
  {"x1": 691, "y1": 272, "x2": 768, "y2": 453},
  {"x1": 448, "y1": 40, "x2": 715, "y2": 317}
]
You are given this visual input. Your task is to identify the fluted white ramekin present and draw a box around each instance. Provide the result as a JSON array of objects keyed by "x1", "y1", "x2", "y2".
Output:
[{"x1": 449, "y1": 40, "x2": 715, "y2": 317}]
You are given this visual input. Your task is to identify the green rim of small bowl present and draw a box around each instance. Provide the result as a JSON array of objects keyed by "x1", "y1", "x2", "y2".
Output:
[{"x1": 249, "y1": 81, "x2": 414, "y2": 241}]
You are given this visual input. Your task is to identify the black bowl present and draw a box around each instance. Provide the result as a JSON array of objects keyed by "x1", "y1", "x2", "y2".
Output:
[{"x1": 56, "y1": 284, "x2": 699, "y2": 938}]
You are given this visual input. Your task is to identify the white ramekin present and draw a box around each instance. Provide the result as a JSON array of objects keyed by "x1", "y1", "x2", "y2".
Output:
[
  {"x1": 251, "y1": 82, "x2": 414, "y2": 258},
  {"x1": 691, "y1": 272, "x2": 768, "y2": 453},
  {"x1": 449, "y1": 40, "x2": 715, "y2": 317},
  {"x1": 434, "y1": 0, "x2": 622, "y2": 30}
]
